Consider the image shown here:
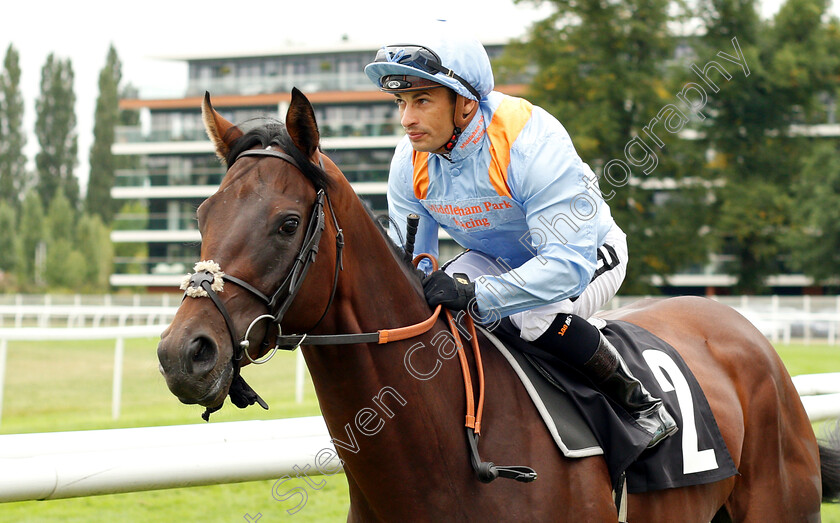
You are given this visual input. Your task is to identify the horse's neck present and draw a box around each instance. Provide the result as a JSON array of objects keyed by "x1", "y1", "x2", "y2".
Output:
[
  {"x1": 303, "y1": 185, "x2": 436, "y2": 372},
  {"x1": 297, "y1": 184, "x2": 501, "y2": 513},
  {"x1": 301, "y1": 184, "x2": 458, "y2": 409},
  {"x1": 331, "y1": 188, "x2": 430, "y2": 334}
]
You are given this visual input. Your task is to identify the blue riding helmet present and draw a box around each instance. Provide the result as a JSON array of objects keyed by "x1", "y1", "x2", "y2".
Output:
[{"x1": 364, "y1": 31, "x2": 494, "y2": 102}]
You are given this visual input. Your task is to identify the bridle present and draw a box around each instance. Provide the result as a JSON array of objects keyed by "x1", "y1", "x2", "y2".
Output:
[
  {"x1": 180, "y1": 141, "x2": 536, "y2": 484},
  {"x1": 183, "y1": 142, "x2": 447, "y2": 361},
  {"x1": 183, "y1": 145, "x2": 345, "y2": 365}
]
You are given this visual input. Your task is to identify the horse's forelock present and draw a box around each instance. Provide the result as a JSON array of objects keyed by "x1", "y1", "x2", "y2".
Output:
[{"x1": 224, "y1": 119, "x2": 332, "y2": 192}]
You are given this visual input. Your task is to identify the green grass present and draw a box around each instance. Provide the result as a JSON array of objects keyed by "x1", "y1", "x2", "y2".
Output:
[
  {"x1": 0, "y1": 338, "x2": 345, "y2": 521},
  {"x1": 774, "y1": 343, "x2": 840, "y2": 522},
  {"x1": 2, "y1": 338, "x2": 840, "y2": 521},
  {"x1": 0, "y1": 338, "x2": 323, "y2": 433},
  {"x1": 1, "y1": 479, "x2": 350, "y2": 523}
]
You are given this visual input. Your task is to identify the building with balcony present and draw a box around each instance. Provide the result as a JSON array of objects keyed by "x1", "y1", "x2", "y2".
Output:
[
  {"x1": 112, "y1": 42, "x2": 519, "y2": 290},
  {"x1": 113, "y1": 40, "x2": 838, "y2": 295}
]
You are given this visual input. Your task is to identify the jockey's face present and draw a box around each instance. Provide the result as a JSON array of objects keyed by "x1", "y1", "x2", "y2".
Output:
[{"x1": 394, "y1": 87, "x2": 456, "y2": 154}]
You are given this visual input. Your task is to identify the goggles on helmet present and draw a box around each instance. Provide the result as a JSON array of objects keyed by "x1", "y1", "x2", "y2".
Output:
[
  {"x1": 380, "y1": 75, "x2": 443, "y2": 92},
  {"x1": 373, "y1": 44, "x2": 481, "y2": 101}
]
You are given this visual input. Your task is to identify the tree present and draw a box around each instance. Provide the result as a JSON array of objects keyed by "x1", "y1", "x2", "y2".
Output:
[
  {"x1": 770, "y1": 0, "x2": 838, "y2": 123},
  {"x1": 696, "y1": 0, "x2": 840, "y2": 292},
  {"x1": 35, "y1": 53, "x2": 78, "y2": 210},
  {"x1": 112, "y1": 200, "x2": 148, "y2": 275},
  {"x1": 502, "y1": 0, "x2": 713, "y2": 293},
  {"x1": 0, "y1": 201, "x2": 16, "y2": 272},
  {"x1": 86, "y1": 45, "x2": 122, "y2": 224},
  {"x1": 43, "y1": 191, "x2": 85, "y2": 289},
  {"x1": 507, "y1": 0, "x2": 840, "y2": 294},
  {"x1": 44, "y1": 237, "x2": 85, "y2": 290},
  {"x1": 16, "y1": 189, "x2": 46, "y2": 287},
  {"x1": 785, "y1": 141, "x2": 840, "y2": 288},
  {"x1": 0, "y1": 44, "x2": 27, "y2": 207},
  {"x1": 76, "y1": 213, "x2": 113, "y2": 290},
  {"x1": 45, "y1": 190, "x2": 75, "y2": 242},
  {"x1": 716, "y1": 182, "x2": 793, "y2": 291}
]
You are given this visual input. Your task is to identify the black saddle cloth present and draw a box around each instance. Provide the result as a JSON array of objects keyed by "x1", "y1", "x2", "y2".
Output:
[{"x1": 491, "y1": 318, "x2": 738, "y2": 493}]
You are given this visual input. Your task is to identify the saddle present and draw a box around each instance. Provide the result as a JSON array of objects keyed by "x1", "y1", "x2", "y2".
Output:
[{"x1": 484, "y1": 318, "x2": 738, "y2": 494}]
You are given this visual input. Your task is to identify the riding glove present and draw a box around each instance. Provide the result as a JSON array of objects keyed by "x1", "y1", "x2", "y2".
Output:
[{"x1": 423, "y1": 271, "x2": 476, "y2": 311}]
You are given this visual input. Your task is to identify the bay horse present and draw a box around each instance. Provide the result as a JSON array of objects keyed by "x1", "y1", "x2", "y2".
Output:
[{"x1": 157, "y1": 88, "x2": 840, "y2": 522}]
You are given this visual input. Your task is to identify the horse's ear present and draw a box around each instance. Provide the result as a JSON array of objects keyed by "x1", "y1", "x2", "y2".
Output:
[
  {"x1": 286, "y1": 87, "x2": 320, "y2": 158},
  {"x1": 202, "y1": 92, "x2": 243, "y2": 162}
]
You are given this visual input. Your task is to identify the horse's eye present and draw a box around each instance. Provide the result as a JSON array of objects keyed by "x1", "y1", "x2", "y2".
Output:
[{"x1": 279, "y1": 217, "x2": 300, "y2": 234}]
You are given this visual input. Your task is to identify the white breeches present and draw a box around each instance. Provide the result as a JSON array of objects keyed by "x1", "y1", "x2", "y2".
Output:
[{"x1": 443, "y1": 223, "x2": 628, "y2": 341}]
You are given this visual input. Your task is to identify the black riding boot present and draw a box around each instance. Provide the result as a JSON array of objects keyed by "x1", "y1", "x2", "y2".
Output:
[
  {"x1": 530, "y1": 314, "x2": 677, "y2": 448},
  {"x1": 583, "y1": 332, "x2": 678, "y2": 448}
]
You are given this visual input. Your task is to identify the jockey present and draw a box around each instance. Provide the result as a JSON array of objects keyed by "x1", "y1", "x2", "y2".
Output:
[{"x1": 364, "y1": 26, "x2": 676, "y2": 447}]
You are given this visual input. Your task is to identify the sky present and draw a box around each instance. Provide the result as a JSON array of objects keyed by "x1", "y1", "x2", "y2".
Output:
[{"x1": 0, "y1": 0, "x2": 826, "y2": 192}]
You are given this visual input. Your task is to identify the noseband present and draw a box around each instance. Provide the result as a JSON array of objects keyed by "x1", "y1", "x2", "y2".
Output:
[{"x1": 183, "y1": 145, "x2": 344, "y2": 364}]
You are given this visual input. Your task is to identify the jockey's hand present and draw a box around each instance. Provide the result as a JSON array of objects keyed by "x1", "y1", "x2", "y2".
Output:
[{"x1": 422, "y1": 271, "x2": 475, "y2": 311}]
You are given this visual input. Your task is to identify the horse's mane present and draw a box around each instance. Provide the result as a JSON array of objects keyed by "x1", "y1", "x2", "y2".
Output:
[
  {"x1": 224, "y1": 118, "x2": 333, "y2": 192},
  {"x1": 227, "y1": 118, "x2": 419, "y2": 277},
  {"x1": 361, "y1": 198, "x2": 422, "y2": 277}
]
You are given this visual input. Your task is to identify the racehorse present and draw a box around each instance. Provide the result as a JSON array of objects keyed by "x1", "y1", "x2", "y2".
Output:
[{"x1": 157, "y1": 88, "x2": 840, "y2": 522}]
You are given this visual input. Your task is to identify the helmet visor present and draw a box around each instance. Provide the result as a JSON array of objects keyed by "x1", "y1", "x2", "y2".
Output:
[
  {"x1": 379, "y1": 75, "x2": 443, "y2": 93},
  {"x1": 373, "y1": 44, "x2": 481, "y2": 100}
]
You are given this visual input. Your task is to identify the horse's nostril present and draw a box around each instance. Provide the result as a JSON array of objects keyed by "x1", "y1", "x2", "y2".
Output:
[
  {"x1": 188, "y1": 336, "x2": 218, "y2": 373},
  {"x1": 192, "y1": 337, "x2": 215, "y2": 362}
]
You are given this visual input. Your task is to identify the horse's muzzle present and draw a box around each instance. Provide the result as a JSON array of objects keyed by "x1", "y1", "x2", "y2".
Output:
[{"x1": 157, "y1": 331, "x2": 231, "y2": 407}]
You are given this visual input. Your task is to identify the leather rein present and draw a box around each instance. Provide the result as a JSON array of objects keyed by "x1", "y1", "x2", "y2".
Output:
[{"x1": 182, "y1": 141, "x2": 536, "y2": 484}]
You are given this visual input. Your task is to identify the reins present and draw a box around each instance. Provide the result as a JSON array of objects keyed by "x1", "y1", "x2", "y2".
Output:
[
  {"x1": 276, "y1": 249, "x2": 536, "y2": 483},
  {"x1": 417, "y1": 254, "x2": 536, "y2": 483},
  {"x1": 182, "y1": 141, "x2": 535, "y2": 483},
  {"x1": 273, "y1": 305, "x2": 442, "y2": 347}
]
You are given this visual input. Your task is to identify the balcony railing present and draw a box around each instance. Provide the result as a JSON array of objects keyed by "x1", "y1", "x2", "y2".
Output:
[
  {"x1": 114, "y1": 168, "x2": 224, "y2": 188},
  {"x1": 184, "y1": 72, "x2": 375, "y2": 97},
  {"x1": 116, "y1": 120, "x2": 401, "y2": 145},
  {"x1": 113, "y1": 257, "x2": 196, "y2": 277},
  {"x1": 113, "y1": 212, "x2": 198, "y2": 232},
  {"x1": 319, "y1": 121, "x2": 399, "y2": 138},
  {"x1": 115, "y1": 127, "x2": 211, "y2": 144},
  {"x1": 114, "y1": 165, "x2": 390, "y2": 187}
]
